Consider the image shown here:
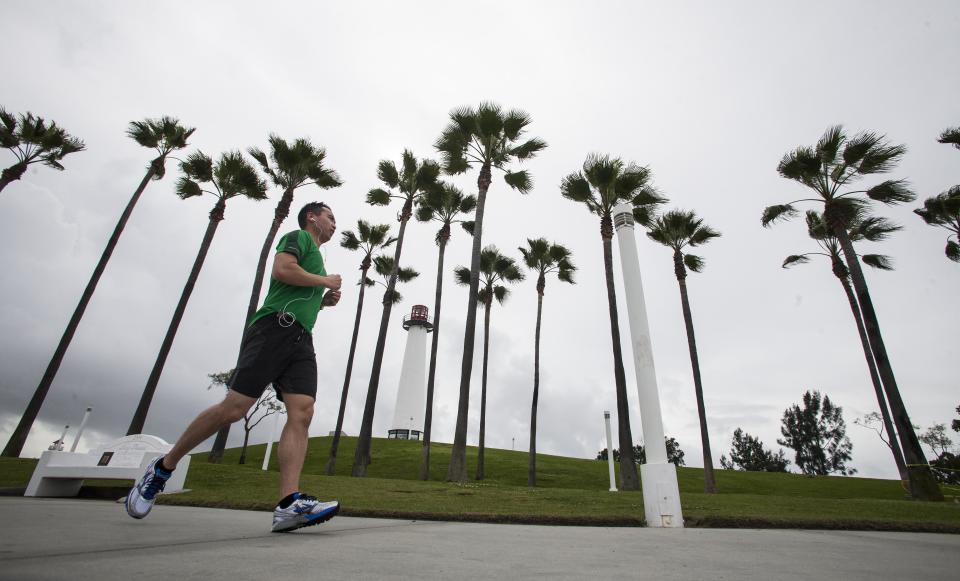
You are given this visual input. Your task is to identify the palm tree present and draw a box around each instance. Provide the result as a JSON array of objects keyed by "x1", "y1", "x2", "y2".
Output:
[
  {"x1": 454, "y1": 246, "x2": 524, "y2": 480},
  {"x1": 127, "y1": 151, "x2": 267, "y2": 435},
  {"x1": 435, "y1": 102, "x2": 546, "y2": 482},
  {"x1": 414, "y1": 183, "x2": 476, "y2": 480},
  {"x1": 0, "y1": 108, "x2": 85, "y2": 193},
  {"x1": 2, "y1": 117, "x2": 193, "y2": 458},
  {"x1": 783, "y1": 210, "x2": 908, "y2": 480},
  {"x1": 518, "y1": 238, "x2": 575, "y2": 487},
  {"x1": 206, "y1": 136, "x2": 341, "y2": 464},
  {"x1": 325, "y1": 220, "x2": 396, "y2": 475},
  {"x1": 352, "y1": 150, "x2": 438, "y2": 476},
  {"x1": 914, "y1": 187, "x2": 960, "y2": 262},
  {"x1": 560, "y1": 154, "x2": 664, "y2": 491},
  {"x1": 762, "y1": 125, "x2": 942, "y2": 500},
  {"x1": 647, "y1": 209, "x2": 720, "y2": 493}
]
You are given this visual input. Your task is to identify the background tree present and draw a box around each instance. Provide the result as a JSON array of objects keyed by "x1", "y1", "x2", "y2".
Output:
[
  {"x1": 518, "y1": 238, "x2": 575, "y2": 487},
  {"x1": 352, "y1": 150, "x2": 438, "y2": 477},
  {"x1": 203, "y1": 136, "x2": 342, "y2": 463},
  {"x1": 560, "y1": 154, "x2": 664, "y2": 491},
  {"x1": 647, "y1": 209, "x2": 720, "y2": 493},
  {"x1": 719, "y1": 428, "x2": 790, "y2": 472},
  {"x1": 854, "y1": 412, "x2": 910, "y2": 478},
  {"x1": 127, "y1": 151, "x2": 267, "y2": 435},
  {"x1": 0, "y1": 108, "x2": 84, "y2": 193},
  {"x1": 778, "y1": 390, "x2": 855, "y2": 476},
  {"x1": 238, "y1": 388, "x2": 285, "y2": 465},
  {"x1": 414, "y1": 183, "x2": 476, "y2": 480},
  {"x1": 783, "y1": 210, "x2": 908, "y2": 480},
  {"x1": 762, "y1": 125, "x2": 940, "y2": 500},
  {"x1": 435, "y1": 102, "x2": 546, "y2": 482},
  {"x1": 325, "y1": 221, "x2": 396, "y2": 475},
  {"x1": 919, "y1": 421, "x2": 960, "y2": 485},
  {"x1": 455, "y1": 246, "x2": 523, "y2": 481},
  {"x1": 3, "y1": 117, "x2": 193, "y2": 457},
  {"x1": 597, "y1": 437, "x2": 685, "y2": 466}
]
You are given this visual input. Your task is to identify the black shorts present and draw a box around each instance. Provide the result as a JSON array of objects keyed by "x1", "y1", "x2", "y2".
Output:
[{"x1": 229, "y1": 314, "x2": 317, "y2": 402}]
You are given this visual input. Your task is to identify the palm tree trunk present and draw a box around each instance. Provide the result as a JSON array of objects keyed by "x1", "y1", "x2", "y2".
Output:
[
  {"x1": 829, "y1": 220, "x2": 943, "y2": 500},
  {"x1": 0, "y1": 162, "x2": 28, "y2": 194},
  {"x1": 476, "y1": 300, "x2": 492, "y2": 481},
  {"x1": 833, "y1": 264, "x2": 908, "y2": 480},
  {"x1": 600, "y1": 216, "x2": 640, "y2": 491},
  {"x1": 528, "y1": 291, "x2": 543, "y2": 487},
  {"x1": 127, "y1": 198, "x2": 227, "y2": 435},
  {"x1": 326, "y1": 266, "x2": 369, "y2": 475},
  {"x1": 447, "y1": 162, "x2": 491, "y2": 483},
  {"x1": 3, "y1": 163, "x2": 159, "y2": 457},
  {"x1": 209, "y1": 187, "x2": 297, "y2": 464},
  {"x1": 352, "y1": 201, "x2": 413, "y2": 477},
  {"x1": 420, "y1": 236, "x2": 448, "y2": 480},
  {"x1": 674, "y1": 251, "x2": 717, "y2": 493}
]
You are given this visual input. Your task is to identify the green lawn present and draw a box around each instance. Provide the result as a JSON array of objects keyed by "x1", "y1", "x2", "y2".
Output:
[{"x1": 2, "y1": 436, "x2": 958, "y2": 532}]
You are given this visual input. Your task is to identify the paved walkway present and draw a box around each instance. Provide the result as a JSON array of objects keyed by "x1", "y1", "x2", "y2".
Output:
[{"x1": 1, "y1": 497, "x2": 958, "y2": 580}]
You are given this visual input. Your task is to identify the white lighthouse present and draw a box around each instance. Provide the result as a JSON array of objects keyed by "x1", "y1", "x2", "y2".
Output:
[
  {"x1": 613, "y1": 203, "x2": 684, "y2": 528},
  {"x1": 388, "y1": 305, "x2": 433, "y2": 440}
]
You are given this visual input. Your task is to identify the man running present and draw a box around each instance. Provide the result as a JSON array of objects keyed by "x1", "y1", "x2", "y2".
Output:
[{"x1": 125, "y1": 201, "x2": 343, "y2": 533}]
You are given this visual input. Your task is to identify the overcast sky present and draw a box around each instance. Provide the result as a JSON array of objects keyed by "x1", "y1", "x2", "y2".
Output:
[{"x1": 1, "y1": 1, "x2": 957, "y2": 480}]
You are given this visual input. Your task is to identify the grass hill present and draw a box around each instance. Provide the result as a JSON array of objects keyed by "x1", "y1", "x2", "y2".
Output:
[{"x1": 2, "y1": 436, "x2": 957, "y2": 532}]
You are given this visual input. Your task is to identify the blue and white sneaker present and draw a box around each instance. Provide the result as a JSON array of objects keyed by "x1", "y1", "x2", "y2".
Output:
[
  {"x1": 125, "y1": 456, "x2": 172, "y2": 519},
  {"x1": 271, "y1": 493, "x2": 340, "y2": 532}
]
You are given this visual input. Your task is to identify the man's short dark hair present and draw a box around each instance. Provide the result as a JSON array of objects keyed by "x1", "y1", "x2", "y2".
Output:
[{"x1": 298, "y1": 201, "x2": 331, "y2": 229}]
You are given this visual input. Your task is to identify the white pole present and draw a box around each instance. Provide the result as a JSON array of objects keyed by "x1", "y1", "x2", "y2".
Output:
[
  {"x1": 604, "y1": 411, "x2": 617, "y2": 492},
  {"x1": 262, "y1": 412, "x2": 282, "y2": 471},
  {"x1": 70, "y1": 407, "x2": 93, "y2": 453},
  {"x1": 612, "y1": 203, "x2": 683, "y2": 528}
]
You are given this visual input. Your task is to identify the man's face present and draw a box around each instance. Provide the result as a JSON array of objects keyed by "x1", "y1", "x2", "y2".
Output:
[{"x1": 310, "y1": 208, "x2": 336, "y2": 243}]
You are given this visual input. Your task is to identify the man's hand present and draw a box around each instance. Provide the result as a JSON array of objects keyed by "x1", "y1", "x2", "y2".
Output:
[
  {"x1": 321, "y1": 290, "x2": 342, "y2": 307},
  {"x1": 321, "y1": 274, "x2": 342, "y2": 291}
]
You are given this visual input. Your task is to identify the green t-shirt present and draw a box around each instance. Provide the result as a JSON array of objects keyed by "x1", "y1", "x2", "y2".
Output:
[{"x1": 250, "y1": 230, "x2": 327, "y2": 332}]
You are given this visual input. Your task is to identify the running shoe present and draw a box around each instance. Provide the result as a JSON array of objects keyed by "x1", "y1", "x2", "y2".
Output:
[
  {"x1": 271, "y1": 494, "x2": 340, "y2": 532},
  {"x1": 125, "y1": 456, "x2": 172, "y2": 519}
]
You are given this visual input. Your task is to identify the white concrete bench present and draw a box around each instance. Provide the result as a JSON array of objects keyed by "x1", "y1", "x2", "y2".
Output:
[{"x1": 25, "y1": 434, "x2": 190, "y2": 497}]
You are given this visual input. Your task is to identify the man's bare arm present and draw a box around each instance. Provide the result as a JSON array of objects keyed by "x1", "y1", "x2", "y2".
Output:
[{"x1": 272, "y1": 253, "x2": 342, "y2": 290}]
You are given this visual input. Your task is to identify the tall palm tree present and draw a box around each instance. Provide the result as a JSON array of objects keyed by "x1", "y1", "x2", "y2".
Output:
[
  {"x1": 435, "y1": 102, "x2": 546, "y2": 482},
  {"x1": 0, "y1": 108, "x2": 85, "y2": 194},
  {"x1": 783, "y1": 210, "x2": 908, "y2": 480},
  {"x1": 2, "y1": 117, "x2": 193, "y2": 457},
  {"x1": 560, "y1": 154, "x2": 664, "y2": 491},
  {"x1": 127, "y1": 151, "x2": 267, "y2": 435},
  {"x1": 325, "y1": 220, "x2": 396, "y2": 475},
  {"x1": 762, "y1": 125, "x2": 942, "y2": 500},
  {"x1": 518, "y1": 238, "x2": 575, "y2": 487},
  {"x1": 352, "y1": 150, "x2": 439, "y2": 477},
  {"x1": 454, "y1": 246, "x2": 524, "y2": 481},
  {"x1": 647, "y1": 210, "x2": 721, "y2": 493},
  {"x1": 206, "y1": 135, "x2": 341, "y2": 464},
  {"x1": 914, "y1": 187, "x2": 960, "y2": 262},
  {"x1": 414, "y1": 183, "x2": 476, "y2": 480}
]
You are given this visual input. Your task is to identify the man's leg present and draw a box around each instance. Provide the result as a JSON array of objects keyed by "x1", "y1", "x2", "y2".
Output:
[
  {"x1": 277, "y1": 393, "x2": 314, "y2": 497},
  {"x1": 161, "y1": 390, "x2": 256, "y2": 470}
]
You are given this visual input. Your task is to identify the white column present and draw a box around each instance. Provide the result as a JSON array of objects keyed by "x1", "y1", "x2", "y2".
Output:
[
  {"x1": 612, "y1": 203, "x2": 683, "y2": 528},
  {"x1": 262, "y1": 412, "x2": 283, "y2": 471},
  {"x1": 70, "y1": 407, "x2": 93, "y2": 453},
  {"x1": 603, "y1": 411, "x2": 617, "y2": 492}
]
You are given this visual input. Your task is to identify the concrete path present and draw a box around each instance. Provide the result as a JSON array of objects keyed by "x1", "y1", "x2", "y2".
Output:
[{"x1": 1, "y1": 497, "x2": 958, "y2": 580}]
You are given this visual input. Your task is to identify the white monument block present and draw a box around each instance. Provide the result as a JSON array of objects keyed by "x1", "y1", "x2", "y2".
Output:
[{"x1": 25, "y1": 434, "x2": 190, "y2": 497}]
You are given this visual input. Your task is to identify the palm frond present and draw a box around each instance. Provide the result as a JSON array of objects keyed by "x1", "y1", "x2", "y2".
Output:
[
  {"x1": 460, "y1": 220, "x2": 475, "y2": 236},
  {"x1": 340, "y1": 230, "x2": 361, "y2": 250},
  {"x1": 761, "y1": 204, "x2": 799, "y2": 227},
  {"x1": 175, "y1": 177, "x2": 203, "y2": 199},
  {"x1": 861, "y1": 254, "x2": 894, "y2": 271},
  {"x1": 377, "y1": 160, "x2": 400, "y2": 188},
  {"x1": 938, "y1": 126, "x2": 960, "y2": 150},
  {"x1": 853, "y1": 215, "x2": 901, "y2": 241},
  {"x1": 684, "y1": 253, "x2": 704, "y2": 273},
  {"x1": 367, "y1": 188, "x2": 391, "y2": 206},
  {"x1": 782, "y1": 254, "x2": 811, "y2": 269},
  {"x1": 866, "y1": 179, "x2": 915, "y2": 205},
  {"x1": 180, "y1": 151, "x2": 213, "y2": 182},
  {"x1": 816, "y1": 125, "x2": 845, "y2": 166},
  {"x1": 503, "y1": 169, "x2": 532, "y2": 193},
  {"x1": 453, "y1": 266, "x2": 472, "y2": 286},
  {"x1": 373, "y1": 255, "x2": 396, "y2": 277},
  {"x1": 397, "y1": 266, "x2": 419, "y2": 283},
  {"x1": 946, "y1": 240, "x2": 960, "y2": 262},
  {"x1": 510, "y1": 137, "x2": 547, "y2": 160}
]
